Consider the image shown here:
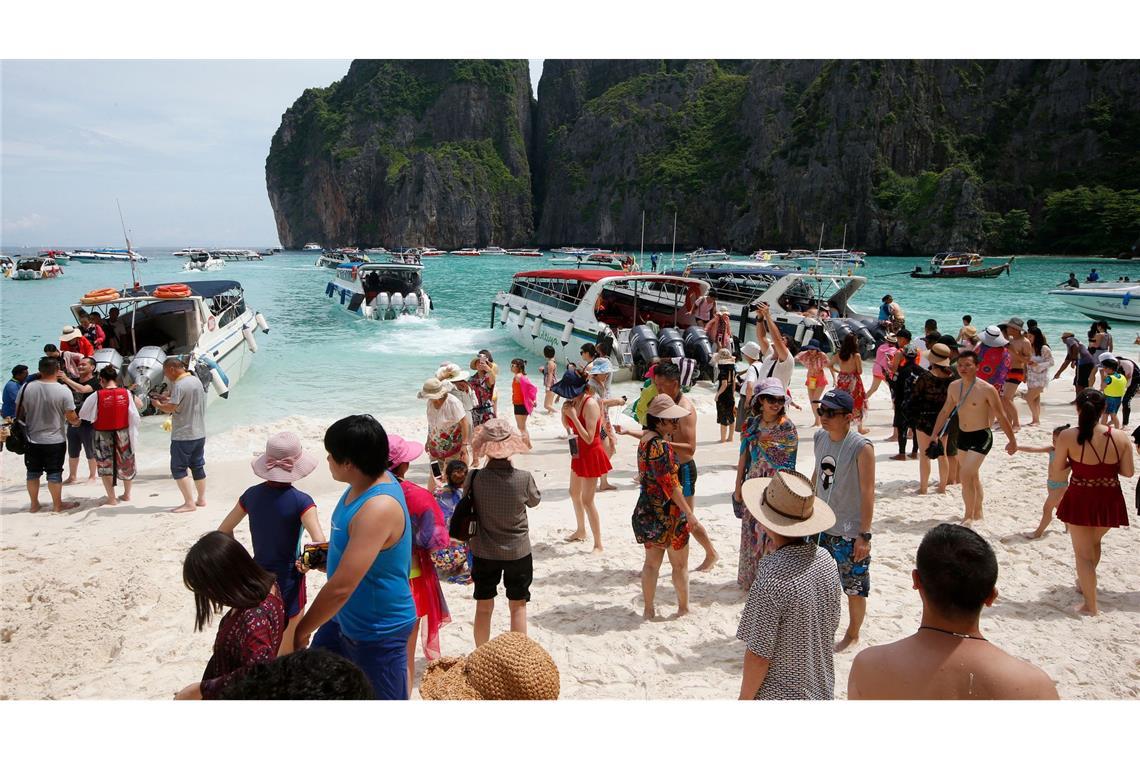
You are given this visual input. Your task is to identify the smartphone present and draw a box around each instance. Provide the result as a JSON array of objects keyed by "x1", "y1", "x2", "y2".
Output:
[
  {"x1": 568, "y1": 435, "x2": 579, "y2": 458},
  {"x1": 430, "y1": 461, "x2": 443, "y2": 479}
]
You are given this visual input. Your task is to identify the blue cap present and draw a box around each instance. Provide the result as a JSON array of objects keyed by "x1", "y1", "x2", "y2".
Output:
[{"x1": 816, "y1": 389, "x2": 855, "y2": 412}]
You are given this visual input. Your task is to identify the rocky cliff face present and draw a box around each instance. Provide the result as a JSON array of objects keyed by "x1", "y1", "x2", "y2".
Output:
[
  {"x1": 267, "y1": 59, "x2": 1139, "y2": 254},
  {"x1": 266, "y1": 60, "x2": 533, "y2": 249}
]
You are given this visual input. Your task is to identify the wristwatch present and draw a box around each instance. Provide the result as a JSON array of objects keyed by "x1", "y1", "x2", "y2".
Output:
[{"x1": 858, "y1": 532, "x2": 872, "y2": 541}]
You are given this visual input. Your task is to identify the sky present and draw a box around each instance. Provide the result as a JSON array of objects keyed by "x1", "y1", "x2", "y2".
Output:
[{"x1": 1, "y1": 60, "x2": 545, "y2": 248}]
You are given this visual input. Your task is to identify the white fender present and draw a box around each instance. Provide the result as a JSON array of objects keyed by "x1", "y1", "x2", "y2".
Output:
[
  {"x1": 390, "y1": 292, "x2": 405, "y2": 313},
  {"x1": 255, "y1": 311, "x2": 269, "y2": 333},
  {"x1": 560, "y1": 319, "x2": 574, "y2": 346},
  {"x1": 499, "y1": 304, "x2": 511, "y2": 325},
  {"x1": 516, "y1": 305, "x2": 529, "y2": 330},
  {"x1": 242, "y1": 327, "x2": 258, "y2": 353},
  {"x1": 530, "y1": 314, "x2": 543, "y2": 338},
  {"x1": 793, "y1": 321, "x2": 807, "y2": 345},
  {"x1": 209, "y1": 368, "x2": 228, "y2": 397}
]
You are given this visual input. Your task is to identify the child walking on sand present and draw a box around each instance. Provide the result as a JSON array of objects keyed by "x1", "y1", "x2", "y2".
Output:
[
  {"x1": 542, "y1": 346, "x2": 558, "y2": 414},
  {"x1": 217, "y1": 431, "x2": 326, "y2": 655},
  {"x1": 714, "y1": 348, "x2": 737, "y2": 442},
  {"x1": 511, "y1": 358, "x2": 538, "y2": 444},
  {"x1": 1016, "y1": 424, "x2": 1071, "y2": 539},
  {"x1": 1100, "y1": 358, "x2": 1126, "y2": 427}
]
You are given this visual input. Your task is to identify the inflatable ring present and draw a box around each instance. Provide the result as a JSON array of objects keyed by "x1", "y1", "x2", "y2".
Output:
[
  {"x1": 80, "y1": 288, "x2": 121, "y2": 305},
  {"x1": 154, "y1": 283, "x2": 192, "y2": 299}
]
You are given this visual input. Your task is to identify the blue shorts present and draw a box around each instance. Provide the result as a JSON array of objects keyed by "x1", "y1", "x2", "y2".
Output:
[
  {"x1": 1105, "y1": 396, "x2": 1123, "y2": 414},
  {"x1": 312, "y1": 618, "x2": 415, "y2": 700},
  {"x1": 678, "y1": 460, "x2": 697, "y2": 498},
  {"x1": 817, "y1": 533, "x2": 871, "y2": 597},
  {"x1": 170, "y1": 438, "x2": 206, "y2": 480}
]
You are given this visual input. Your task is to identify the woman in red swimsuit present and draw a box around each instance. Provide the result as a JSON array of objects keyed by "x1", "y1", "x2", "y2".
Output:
[
  {"x1": 552, "y1": 369, "x2": 611, "y2": 553},
  {"x1": 1050, "y1": 389, "x2": 1134, "y2": 616}
]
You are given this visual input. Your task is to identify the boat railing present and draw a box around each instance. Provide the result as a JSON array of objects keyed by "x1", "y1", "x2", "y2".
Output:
[{"x1": 508, "y1": 278, "x2": 589, "y2": 311}]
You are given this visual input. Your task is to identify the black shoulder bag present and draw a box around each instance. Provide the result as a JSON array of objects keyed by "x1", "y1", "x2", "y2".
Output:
[
  {"x1": 4, "y1": 388, "x2": 28, "y2": 455},
  {"x1": 448, "y1": 469, "x2": 479, "y2": 540}
]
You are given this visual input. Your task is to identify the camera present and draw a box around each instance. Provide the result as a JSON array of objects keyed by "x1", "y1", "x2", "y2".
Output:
[{"x1": 300, "y1": 542, "x2": 329, "y2": 571}]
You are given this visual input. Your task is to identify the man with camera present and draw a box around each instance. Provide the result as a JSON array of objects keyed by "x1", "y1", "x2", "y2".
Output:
[{"x1": 810, "y1": 389, "x2": 875, "y2": 653}]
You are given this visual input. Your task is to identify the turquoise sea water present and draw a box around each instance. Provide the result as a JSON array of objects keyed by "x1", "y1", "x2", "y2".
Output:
[{"x1": 2, "y1": 249, "x2": 1137, "y2": 434}]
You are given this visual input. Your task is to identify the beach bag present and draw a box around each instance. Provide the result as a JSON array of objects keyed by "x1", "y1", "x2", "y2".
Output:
[
  {"x1": 448, "y1": 470, "x2": 479, "y2": 541},
  {"x1": 4, "y1": 391, "x2": 27, "y2": 455}
]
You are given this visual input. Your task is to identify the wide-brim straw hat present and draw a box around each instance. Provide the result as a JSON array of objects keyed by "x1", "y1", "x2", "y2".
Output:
[
  {"x1": 714, "y1": 347, "x2": 735, "y2": 365},
  {"x1": 59, "y1": 325, "x2": 83, "y2": 344},
  {"x1": 420, "y1": 632, "x2": 559, "y2": 700},
  {"x1": 927, "y1": 343, "x2": 953, "y2": 367},
  {"x1": 472, "y1": 418, "x2": 530, "y2": 460},
  {"x1": 251, "y1": 431, "x2": 318, "y2": 483},
  {"x1": 550, "y1": 369, "x2": 587, "y2": 399},
  {"x1": 418, "y1": 377, "x2": 454, "y2": 400},
  {"x1": 741, "y1": 470, "x2": 835, "y2": 538},
  {"x1": 436, "y1": 362, "x2": 470, "y2": 383},
  {"x1": 647, "y1": 394, "x2": 690, "y2": 419}
]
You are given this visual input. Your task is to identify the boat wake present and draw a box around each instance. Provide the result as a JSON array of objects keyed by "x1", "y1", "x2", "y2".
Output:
[{"x1": 360, "y1": 317, "x2": 499, "y2": 356}]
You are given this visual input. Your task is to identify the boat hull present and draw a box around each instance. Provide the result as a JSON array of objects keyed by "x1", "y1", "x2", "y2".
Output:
[
  {"x1": 911, "y1": 264, "x2": 1010, "y2": 279},
  {"x1": 325, "y1": 279, "x2": 431, "y2": 320},
  {"x1": 1049, "y1": 288, "x2": 1140, "y2": 322}
]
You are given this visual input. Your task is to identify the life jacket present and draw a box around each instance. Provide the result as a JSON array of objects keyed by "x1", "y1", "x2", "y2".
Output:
[{"x1": 93, "y1": 387, "x2": 131, "y2": 431}]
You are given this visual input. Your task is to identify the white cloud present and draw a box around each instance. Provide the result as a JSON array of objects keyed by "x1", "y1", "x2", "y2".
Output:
[{"x1": 2, "y1": 213, "x2": 50, "y2": 232}]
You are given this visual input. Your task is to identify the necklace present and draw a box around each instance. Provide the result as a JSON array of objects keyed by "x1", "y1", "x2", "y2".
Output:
[{"x1": 918, "y1": 625, "x2": 987, "y2": 641}]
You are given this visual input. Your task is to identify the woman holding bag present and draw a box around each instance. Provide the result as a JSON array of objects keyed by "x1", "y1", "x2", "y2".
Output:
[{"x1": 732, "y1": 378, "x2": 798, "y2": 590}]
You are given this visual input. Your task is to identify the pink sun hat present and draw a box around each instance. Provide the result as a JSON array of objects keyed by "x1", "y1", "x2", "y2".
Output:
[
  {"x1": 251, "y1": 432, "x2": 318, "y2": 483},
  {"x1": 387, "y1": 434, "x2": 426, "y2": 467}
]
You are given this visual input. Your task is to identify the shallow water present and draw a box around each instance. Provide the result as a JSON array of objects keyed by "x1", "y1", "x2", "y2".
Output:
[{"x1": 2, "y1": 248, "x2": 1136, "y2": 434}]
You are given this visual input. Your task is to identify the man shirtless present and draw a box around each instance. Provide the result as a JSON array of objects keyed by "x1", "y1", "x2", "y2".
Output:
[
  {"x1": 931, "y1": 351, "x2": 1017, "y2": 526},
  {"x1": 1000, "y1": 317, "x2": 1032, "y2": 431},
  {"x1": 653, "y1": 362, "x2": 718, "y2": 571},
  {"x1": 848, "y1": 523, "x2": 1058, "y2": 700}
]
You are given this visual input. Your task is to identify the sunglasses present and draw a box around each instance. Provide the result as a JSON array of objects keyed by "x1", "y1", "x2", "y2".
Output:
[{"x1": 759, "y1": 395, "x2": 784, "y2": 404}]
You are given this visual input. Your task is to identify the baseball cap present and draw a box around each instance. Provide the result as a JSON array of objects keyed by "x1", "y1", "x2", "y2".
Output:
[{"x1": 815, "y1": 389, "x2": 854, "y2": 412}]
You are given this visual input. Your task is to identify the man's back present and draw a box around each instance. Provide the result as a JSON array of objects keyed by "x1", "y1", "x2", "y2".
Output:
[
  {"x1": 18, "y1": 380, "x2": 74, "y2": 444},
  {"x1": 849, "y1": 635, "x2": 1058, "y2": 699}
]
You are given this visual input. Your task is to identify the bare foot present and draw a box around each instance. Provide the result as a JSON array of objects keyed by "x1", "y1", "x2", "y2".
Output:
[
  {"x1": 884, "y1": 435, "x2": 898, "y2": 442},
  {"x1": 1074, "y1": 603, "x2": 1097, "y2": 617},
  {"x1": 118, "y1": 493, "x2": 131, "y2": 501},
  {"x1": 908, "y1": 452, "x2": 919, "y2": 459},
  {"x1": 87, "y1": 474, "x2": 98, "y2": 482},
  {"x1": 643, "y1": 607, "x2": 656, "y2": 621},
  {"x1": 591, "y1": 545, "x2": 604, "y2": 555},
  {"x1": 62, "y1": 477, "x2": 77, "y2": 485},
  {"x1": 565, "y1": 531, "x2": 586, "y2": 542},
  {"x1": 171, "y1": 503, "x2": 197, "y2": 514},
  {"x1": 101, "y1": 497, "x2": 120, "y2": 506},
  {"x1": 834, "y1": 633, "x2": 860, "y2": 652},
  {"x1": 1026, "y1": 530, "x2": 1044, "y2": 540},
  {"x1": 889, "y1": 453, "x2": 908, "y2": 461},
  {"x1": 961, "y1": 518, "x2": 975, "y2": 528},
  {"x1": 53, "y1": 501, "x2": 80, "y2": 513},
  {"x1": 195, "y1": 499, "x2": 207, "y2": 507},
  {"x1": 694, "y1": 551, "x2": 719, "y2": 572},
  {"x1": 29, "y1": 502, "x2": 42, "y2": 513},
  {"x1": 917, "y1": 487, "x2": 928, "y2": 495},
  {"x1": 672, "y1": 607, "x2": 689, "y2": 619},
  {"x1": 597, "y1": 484, "x2": 617, "y2": 492}
]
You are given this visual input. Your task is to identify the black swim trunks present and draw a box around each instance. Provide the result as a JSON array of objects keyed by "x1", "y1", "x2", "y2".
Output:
[{"x1": 956, "y1": 427, "x2": 993, "y2": 456}]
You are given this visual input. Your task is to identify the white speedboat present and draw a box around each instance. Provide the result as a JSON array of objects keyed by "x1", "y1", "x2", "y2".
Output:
[
  {"x1": 491, "y1": 268, "x2": 716, "y2": 380},
  {"x1": 70, "y1": 280, "x2": 268, "y2": 408},
  {"x1": 667, "y1": 264, "x2": 883, "y2": 356},
  {"x1": 363, "y1": 247, "x2": 390, "y2": 256},
  {"x1": 507, "y1": 248, "x2": 542, "y2": 257},
  {"x1": 479, "y1": 246, "x2": 508, "y2": 256},
  {"x1": 448, "y1": 248, "x2": 481, "y2": 256},
  {"x1": 173, "y1": 247, "x2": 209, "y2": 257},
  {"x1": 325, "y1": 262, "x2": 431, "y2": 320},
  {"x1": 11, "y1": 256, "x2": 64, "y2": 280},
  {"x1": 210, "y1": 248, "x2": 263, "y2": 261},
  {"x1": 1048, "y1": 283, "x2": 1140, "y2": 323},
  {"x1": 790, "y1": 248, "x2": 866, "y2": 268},
  {"x1": 183, "y1": 251, "x2": 227, "y2": 271},
  {"x1": 550, "y1": 246, "x2": 585, "y2": 255},
  {"x1": 69, "y1": 248, "x2": 149, "y2": 263},
  {"x1": 689, "y1": 247, "x2": 730, "y2": 263},
  {"x1": 316, "y1": 250, "x2": 371, "y2": 268},
  {"x1": 303, "y1": 243, "x2": 324, "y2": 252}
]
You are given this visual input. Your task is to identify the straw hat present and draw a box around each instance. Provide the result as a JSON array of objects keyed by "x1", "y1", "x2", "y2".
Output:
[
  {"x1": 386, "y1": 434, "x2": 425, "y2": 467},
  {"x1": 59, "y1": 325, "x2": 83, "y2": 344},
  {"x1": 436, "y1": 362, "x2": 470, "y2": 383},
  {"x1": 550, "y1": 369, "x2": 587, "y2": 399},
  {"x1": 471, "y1": 418, "x2": 530, "y2": 460},
  {"x1": 418, "y1": 377, "x2": 453, "y2": 400},
  {"x1": 927, "y1": 343, "x2": 953, "y2": 367},
  {"x1": 251, "y1": 432, "x2": 318, "y2": 483},
  {"x1": 714, "y1": 347, "x2": 735, "y2": 365},
  {"x1": 962, "y1": 325, "x2": 978, "y2": 339},
  {"x1": 646, "y1": 394, "x2": 690, "y2": 420},
  {"x1": 980, "y1": 325, "x2": 1009, "y2": 348},
  {"x1": 741, "y1": 470, "x2": 835, "y2": 538},
  {"x1": 419, "y1": 632, "x2": 559, "y2": 700},
  {"x1": 883, "y1": 333, "x2": 898, "y2": 344}
]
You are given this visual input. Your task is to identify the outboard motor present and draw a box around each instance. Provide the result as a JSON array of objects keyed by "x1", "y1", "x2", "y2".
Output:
[
  {"x1": 404, "y1": 293, "x2": 420, "y2": 315},
  {"x1": 683, "y1": 326, "x2": 715, "y2": 379},
  {"x1": 92, "y1": 347, "x2": 123, "y2": 375},
  {"x1": 657, "y1": 327, "x2": 686, "y2": 360},
  {"x1": 628, "y1": 325, "x2": 660, "y2": 378},
  {"x1": 390, "y1": 292, "x2": 406, "y2": 315},
  {"x1": 126, "y1": 346, "x2": 167, "y2": 398},
  {"x1": 830, "y1": 318, "x2": 879, "y2": 359}
]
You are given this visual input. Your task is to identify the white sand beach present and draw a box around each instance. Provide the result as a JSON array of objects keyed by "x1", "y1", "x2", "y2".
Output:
[{"x1": 2, "y1": 368, "x2": 1138, "y2": 699}]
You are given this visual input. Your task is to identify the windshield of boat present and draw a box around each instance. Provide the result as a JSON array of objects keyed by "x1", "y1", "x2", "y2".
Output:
[{"x1": 17, "y1": 258, "x2": 45, "y2": 270}]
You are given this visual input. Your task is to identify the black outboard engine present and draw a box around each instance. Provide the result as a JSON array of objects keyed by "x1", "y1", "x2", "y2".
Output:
[
  {"x1": 657, "y1": 327, "x2": 686, "y2": 360},
  {"x1": 830, "y1": 318, "x2": 880, "y2": 359},
  {"x1": 683, "y1": 326, "x2": 715, "y2": 380},
  {"x1": 628, "y1": 325, "x2": 660, "y2": 379}
]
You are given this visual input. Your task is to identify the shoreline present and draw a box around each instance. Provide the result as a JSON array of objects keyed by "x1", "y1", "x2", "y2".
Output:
[{"x1": 1, "y1": 365, "x2": 1138, "y2": 699}]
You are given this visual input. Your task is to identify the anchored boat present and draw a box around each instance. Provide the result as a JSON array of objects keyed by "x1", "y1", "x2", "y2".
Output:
[
  {"x1": 911, "y1": 252, "x2": 1013, "y2": 279},
  {"x1": 1048, "y1": 283, "x2": 1140, "y2": 323},
  {"x1": 71, "y1": 280, "x2": 269, "y2": 409},
  {"x1": 183, "y1": 251, "x2": 226, "y2": 272},
  {"x1": 325, "y1": 261, "x2": 431, "y2": 320},
  {"x1": 69, "y1": 248, "x2": 149, "y2": 263},
  {"x1": 491, "y1": 269, "x2": 715, "y2": 380},
  {"x1": 11, "y1": 256, "x2": 64, "y2": 280},
  {"x1": 316, "y1": 250, "x2": 371, "y2": 268}
]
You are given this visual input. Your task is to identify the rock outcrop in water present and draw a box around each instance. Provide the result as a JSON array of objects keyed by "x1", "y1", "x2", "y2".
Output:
[{"x1": 267, "y1": 59, "x2": 1140, "y2": 254}]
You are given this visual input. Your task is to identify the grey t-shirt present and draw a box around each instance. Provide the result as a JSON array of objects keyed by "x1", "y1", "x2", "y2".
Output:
[
  {"x1": 813, "y1": 429, "x2": 872, "y2": 539},
  {"x1": 169, "y1": 374, "x2": 206, "y2": 441},
  {"x1": 17, "y1": 380, "x2": 75, "y2": 445}
]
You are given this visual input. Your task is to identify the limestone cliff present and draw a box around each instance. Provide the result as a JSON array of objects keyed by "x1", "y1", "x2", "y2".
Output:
[{"x1": 266, "y1": 60, "x2": 533, "y2": 249}]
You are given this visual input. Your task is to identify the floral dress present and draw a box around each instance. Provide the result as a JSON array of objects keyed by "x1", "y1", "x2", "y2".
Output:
[
  {"x1": 426, "y1": 395, "x2": 466, "y2": 462},
  {"x1": 1028, "y1": 346, "x2": 1055, "y2": 390},
  {"x1": 835, "y1": 367, "x2": 867, "y2": 421},
  {"x1": 632, "y1": 435, "x2": 690, "y2": 550},
  {"x1": 795, "y1": 350, "x2": 829, "y2": 390},
  {"x1": 470, "y1": 371, "x2": 495, "y2": 427},
  {"x1": 737, "y1": 416, "x2": 798, "y2": 589}
]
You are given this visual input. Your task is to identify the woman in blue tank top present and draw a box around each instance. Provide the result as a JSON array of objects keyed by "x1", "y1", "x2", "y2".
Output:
[{"x1": 293, "y1": 415, "x2": 417, "y2": 700}]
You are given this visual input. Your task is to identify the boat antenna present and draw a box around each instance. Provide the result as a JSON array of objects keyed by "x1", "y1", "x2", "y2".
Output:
[
  {"x1": 116, "y1": 198, "x2": 140, "y2": 289},
  {"x1": 670, "y1": 210, "x2": 677, "y2": 271},
  {"x1": 841, "y1": 223, "x2": 847, "y2": 251}
]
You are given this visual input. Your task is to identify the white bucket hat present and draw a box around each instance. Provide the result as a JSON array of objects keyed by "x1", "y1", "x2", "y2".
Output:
[{"x1": 980, "y1": 325, "x2": 1009, "y2": 348}]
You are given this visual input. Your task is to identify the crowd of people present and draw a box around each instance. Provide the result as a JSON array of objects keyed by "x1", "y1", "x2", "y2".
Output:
[{"x1": 4, "y1": 297, "x2": 1137, "y2": 702}]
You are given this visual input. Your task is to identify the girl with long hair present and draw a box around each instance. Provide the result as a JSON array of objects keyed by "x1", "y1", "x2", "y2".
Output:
[
  {"x1": 830, "y1": 333, "x2": 869, "y2": 434},
  {"x1": 1050, "y1": 390, "x2": 1134, "y2": 616},
  {"x1": 1025, "y1": 328, "x2": 1054, "y2": 426}
]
